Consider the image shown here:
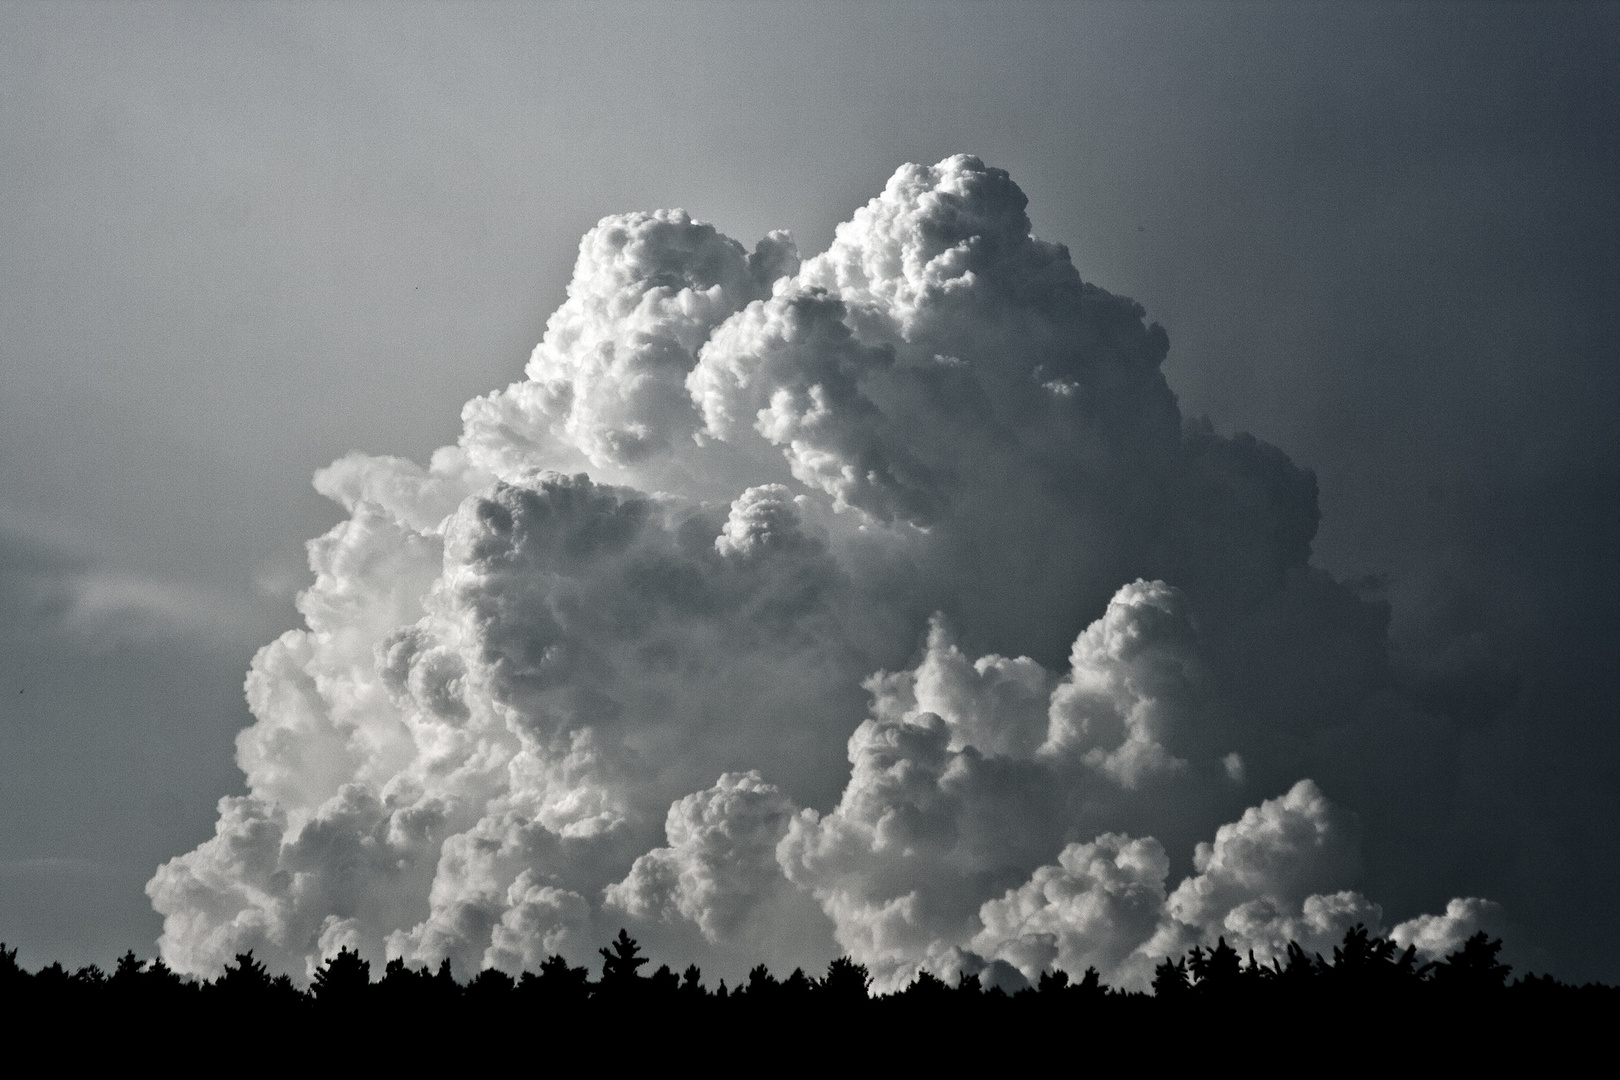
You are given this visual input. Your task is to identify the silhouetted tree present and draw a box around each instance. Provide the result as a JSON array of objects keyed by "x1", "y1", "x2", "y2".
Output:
[
  {"x1": 1511, "y1": 972, "x2": 1566, "y2": 999},
  {"x1": 598, "y1": 929, "x2": 649, "y2": 991},
  {"x1": 34, "y1": 962, "x2": 69, "y2": 992},
  {"x1": 1152, "y1": 956, "x2": 1189, "y2": 999},
  {"x1": 903, "y1": 969, "x2": 950, "y2": 1001},
  {"x1": 1075, "y1": 966, "x2": 1104, "y2": 998},
  {"x1": 680, "y1": 964, "x2": 706, "y2": 999},
  {"x1": 311, "y1": 947, "x2": 370, "y2": 1007},
  {"x1": 1272, "y1": 941, "x2": 1318, "y2": 989},
  {"x1": 1431, "y1": 932, "x2": 1511, "y2": 993},
  {"x1": 214, "y1": 951, "x2": 274, "y2": 1000},
  {"x1": 1314, "y1": 924, "x2": 1423, "y2": 999},
  {"x1": 647, "y1": 963, "x2": 680, "y2": 997},
  {"x1": 521, "y1": 953, "x2": 589, "y2": 1006},
  {"x1": 71, "y1": 964, "x2": 106, "y2": 989},
  {"x1": 269, "y1": 973, "x2": 301, "y2": 1006},
  {"x1": 430, "y1": 957, "x2": 460, "y2": 1002},
  {"x1": 819, "y1": 956, "x2": 870, "y2": 1003},
  {"x1": 465, "y1": 966, "x2": 515, "y2": 1006},
  {"x1": 1037, "y1": 968, "x2": 1070, "y2": 994},
  {"x1": 1188, "y1": 937, "x2": 1243, "y2": 995},
  {"x1": 110, "y1": 951, "x2": 144, "y2": 986},
  {"x1": 743, "y1": 963, "x2": 779, "y2": 999},
  {"x1": 0, "y1": 944, "x2": 24, "y2": 999},
  {"x1": 377, "y1": 956, "x2": 424, "y2": 1007}
]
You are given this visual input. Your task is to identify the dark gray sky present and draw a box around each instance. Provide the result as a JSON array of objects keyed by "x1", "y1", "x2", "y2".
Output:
[{"x1": 2, "y1": 1, "x2": 1616, "y2": 978}]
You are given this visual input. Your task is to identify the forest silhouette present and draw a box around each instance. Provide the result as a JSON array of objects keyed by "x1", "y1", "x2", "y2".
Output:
[{"x1": 2, "y1": 924, "x2": 1611, "y2": 1059}]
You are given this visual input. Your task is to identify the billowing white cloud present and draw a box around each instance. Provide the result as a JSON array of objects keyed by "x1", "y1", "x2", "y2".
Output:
[
  {"x1": 865, "y1": 614, "x2": 1054, "y2": 759},
  {"x1": 464, "y1": 211, "x2": 794, "y2": 475},
  {"x1": 972, "y1": 833, "x2": 1171, "y2": 986},
  {"x1": 1041, "y1": 579, "x2": 1199, "y2": 785},
  {"x1": 1132, "y1": 779, "x2": 1383, "y2": 977},
  {"x1": 1391, "y1": 897, "x2": 1508, "y2": 960},
  {"x1": 148, "y1": 155, "x2": 1497, "y2": 986},
  {"x1": 605, "y1": 771, "x2": 796, "y2": 942}
]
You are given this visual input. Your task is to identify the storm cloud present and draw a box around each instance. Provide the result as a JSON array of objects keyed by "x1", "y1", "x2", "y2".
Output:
[{"x1": 149, "y1": 156, "x2": 1504, "y2": 988}]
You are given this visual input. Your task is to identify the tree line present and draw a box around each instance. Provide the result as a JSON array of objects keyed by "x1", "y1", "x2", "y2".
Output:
[
  {"x1": 3, "y1": 924, "x2": 1613, "y2": 1011},
  {"x1": 3, "y1": 926, "x2": 1607, "y2": 1068}
]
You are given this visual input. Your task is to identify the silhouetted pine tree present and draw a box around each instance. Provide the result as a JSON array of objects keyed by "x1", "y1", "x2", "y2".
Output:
[
  {"x1": 903, "y1": 968, "x2": 951, "y2": 1001},
  {"x1": 820, "y1": 956, "x2": 870, "y2": 1002},
  {"x1": 1074, "y1": 966, "x2": 1104, "y2": 998},
  {"x1": 679, "y1": 964, "x2": 706, "y2": 999},
  {"x1": 520, "y1": 953, "x2": 590, "y2": 1006},
  {"x1": 597, "y1": 928, "x2": 648, "y2": 994},
  {"x1": 742, "y1": 963, "x2": 779, "y2": 1000},
  {"x1": 213, "y1": 950, "x2": 274, "y2": 1001},
  {"x1": 311, "y1": 947, "x2": 370, "y2": 1008},
  {"x1": 465, "y1": 966, "x2": 516, "y2": 1005},
  {"x1": 647, "y1": 963, "x2": 680, "y2": 997},
  {"x1": 781, "y1": 966, "x2": 813, "y2": 1000},
  {"x1": 1431, "y1": 931, "x2": 1511, "y2": 993}
]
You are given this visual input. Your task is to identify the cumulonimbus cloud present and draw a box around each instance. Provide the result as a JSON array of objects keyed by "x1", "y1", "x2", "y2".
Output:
[{"x1": 148, "y1": 155, "x2": 1494, "y2": 988}]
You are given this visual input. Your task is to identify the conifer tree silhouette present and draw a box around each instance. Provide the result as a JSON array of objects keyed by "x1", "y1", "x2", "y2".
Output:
[
  {"x1": 71, "y1": 963, "x2": 106, "y2": 988},
  {"x1": 431, "y1": 956, "x2": 460, "y2": 1000},
  {"x1": 1037, "y1": 967, "x2": 1071, "y2": 994},
  {"x1": 110, "y1": 951, "x2": 144, "y2": 986},
  {"x1": 903, "y1": 969, "x2": 950, "y2": 1000},
  {"x1": 214, "y1": 950, "x2": 273, "y2": 1000},
  {"x1": 1431, "y1": 931, "x2": 1511, "y2": 992},
  {"x1": 820, "y1": 957, "x2": 870, "y2": 1002},
  {"x1": 744, "y1": 963, "x2": 779, "y2": 998},
  {"x1": 1316, "y1": 924, "x2": 1424, "y2": 998},
  {"x1": 781, "y1": 967, "x2": 813, "y2": 999},
  {"x1": 465, "y1": 966, "x2": 516, "y2": 1005},
  {"x1": 378, "y1": 956, "x2": 427, "y2": 1008},
  {"x1": 680, "y1": 964, "x2": 705, "y2": 999},
  {"x1": 523, "y1": 953, "x2": 589, "y2": 1005},
  {"x1": 647, "y1": 963, "x2": 680, "y2": 996},
  {"x1": 143, "y1": 955, "x2": 186, "y2": 998},
  {"x1": 598, "y1": 929, "x2": 649, "y2": 991},
  {"x1": 1188, "y1": 937, "x2": 1243, "y2": 994},
  {"x1": 311, "y1": 947, "x2": 370, "y2": 1006},
  {"x1": 34, "y1": 961, "x2": 70, "y2": 992}
]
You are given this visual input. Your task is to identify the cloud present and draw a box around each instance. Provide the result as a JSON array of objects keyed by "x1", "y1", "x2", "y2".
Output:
[
  {"x1": 0, "y1": 517, "x2": 258, "y2": 647},
  {"x1": 1041, "y1": 579, "x2": 1199, "y2": 786},
  {"x1": 972, "y1": 833, "x2": 1171, "y2": 986},
  {"x1": 1391, "y1": 897, "x2": 1508, "y2": 961},
  {"x1": 605, "y1": 771, "x2": 796, "y2": 942},
  {"x1": 149, "y1": 155, "x2": 1499, "y2": 985},
  {"x1": 1134, "y1": 779, "x2": 1382, "y2": 975}
]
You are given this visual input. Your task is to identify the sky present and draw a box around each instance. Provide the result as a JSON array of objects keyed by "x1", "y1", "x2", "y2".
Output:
[{"x1": 1, "y1": 1, "x2": 1616, "y2": 984}]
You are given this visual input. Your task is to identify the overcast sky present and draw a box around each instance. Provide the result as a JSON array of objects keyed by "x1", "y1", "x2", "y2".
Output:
[{"x1": 1, "y1": 1, "x2": 1616, "y2": 982}]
